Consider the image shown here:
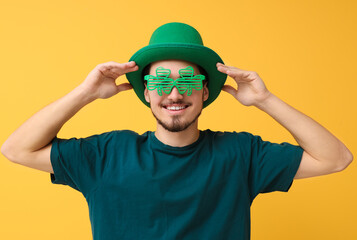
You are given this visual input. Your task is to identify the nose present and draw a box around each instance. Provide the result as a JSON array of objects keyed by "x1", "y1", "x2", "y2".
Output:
[{"x1": 167, "y1": 86, "x2": 183, "y2": 101}]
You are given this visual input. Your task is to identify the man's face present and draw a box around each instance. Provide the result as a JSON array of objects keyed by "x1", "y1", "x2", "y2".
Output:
[{"x1": 144, "y1": 59, "x2": 209, "y2": 132}]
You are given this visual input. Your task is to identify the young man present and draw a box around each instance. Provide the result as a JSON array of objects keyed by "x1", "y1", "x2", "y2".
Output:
[{"x1": 1, "y1": 22, "x2": 353, "y2": 240}]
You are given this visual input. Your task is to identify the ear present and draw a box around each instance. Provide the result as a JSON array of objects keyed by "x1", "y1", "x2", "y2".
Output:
[
  {"x1": 203, "y1": 82, "x2": 209, "y2": 102},
  {"x1": 144, "y1": 83, "x2": 150, "y2": 103}
]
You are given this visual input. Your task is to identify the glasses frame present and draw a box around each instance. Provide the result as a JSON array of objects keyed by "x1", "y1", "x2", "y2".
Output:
[{"x1": 144, "y1": 66, "x2": 206, "y2": 96}]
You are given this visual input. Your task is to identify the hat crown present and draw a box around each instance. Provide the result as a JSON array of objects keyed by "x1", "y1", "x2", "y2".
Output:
[{"x1": 149, "y1": 22, "x2": 203, "y2": 45}]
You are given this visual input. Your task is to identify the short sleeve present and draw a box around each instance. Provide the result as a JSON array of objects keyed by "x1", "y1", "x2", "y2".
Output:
[
  {"x1": 50, "y1": 132, "x2": 114, "y2": 196},
  {"x1": 240, "y1": 132, "x2": 304, "y2": 201}
]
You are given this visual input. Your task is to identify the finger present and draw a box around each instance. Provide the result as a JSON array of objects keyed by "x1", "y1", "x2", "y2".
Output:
[
  {"x1": 216, "y1": 62, "x2": 236, "y2": 68},
  {"x1": 217, "y1": 64, "x2": 244, "y2": 73},
  {"x1": 107, "y1": 60, "x2": 136, "y2": 67},
  {"x1": 98, "y1": 61, "x2": 139, "y2": 76},
  {"x1": 217, "y1": 65, "x2": 231, "y2": 75},
  {"x1": 121, "y1": 61, "x2": 138, "y2": 70},
  {"x1": 110, "y1": 65, "x2": 138, "y2": 80},
  {"x1": 221, "y1": 85, "x2": 237, "y2": 96},
  {"x1": 217, "y1": 66, "x2": 252, "y2": 82},
  {"x1": 217, "y1": 65, "x2": 238, "y2": 78},
  {"x1": 228, "y1": 70, "x2": 252, "y2": 81},
  {"x1": 216, "y1": 63, "x2": 248, "y2": 73},
  {"x1": 123, "y1": 64, "x2": 139, "y2": 74},
  {"x1": 117, "y1": 82, "x2": 133, "y2": 93},
  {"x1": 113, "y1": 61, "x2": 139, "y2": 74}
]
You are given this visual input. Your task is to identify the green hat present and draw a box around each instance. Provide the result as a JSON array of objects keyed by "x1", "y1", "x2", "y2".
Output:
[{"x1": 125, "y1": 22, "x2": 227, "y2": 108}]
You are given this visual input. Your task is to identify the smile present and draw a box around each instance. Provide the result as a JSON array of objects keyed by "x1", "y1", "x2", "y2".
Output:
[
  {"x1": 166, "y1": 106, "x2": 186, "y2": 110},
  {"x1": 162, "y1": 104, "x2": 190, "y2": 111}
]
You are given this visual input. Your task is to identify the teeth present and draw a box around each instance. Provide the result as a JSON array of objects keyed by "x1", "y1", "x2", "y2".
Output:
[{"x1": 166, "y1": 106, "x2": 186, "y2": 111}]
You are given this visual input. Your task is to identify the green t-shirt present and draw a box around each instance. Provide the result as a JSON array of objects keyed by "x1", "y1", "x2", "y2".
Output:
[{"x1": 50, "y1": 129, "x2": 303, "y2": 240}]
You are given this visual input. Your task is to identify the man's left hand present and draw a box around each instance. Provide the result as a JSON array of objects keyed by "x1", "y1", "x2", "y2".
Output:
[{"x1": 216, "y1": 62, "x2": 271, "y2": 107}]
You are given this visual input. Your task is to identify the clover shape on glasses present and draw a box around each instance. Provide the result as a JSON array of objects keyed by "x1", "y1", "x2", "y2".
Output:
[{"x1": 144, "y1": 66, "x2": 206, "y2": 96}]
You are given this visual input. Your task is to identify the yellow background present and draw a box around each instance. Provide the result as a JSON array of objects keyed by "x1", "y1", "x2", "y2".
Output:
[{"x1": 1, "y1": 0, "x2": 356, "y2": 239}]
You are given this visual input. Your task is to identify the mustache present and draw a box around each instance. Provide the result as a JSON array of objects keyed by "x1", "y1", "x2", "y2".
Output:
[{"x1": 160, "y1": 100, "x2": 191, "y2": 106}]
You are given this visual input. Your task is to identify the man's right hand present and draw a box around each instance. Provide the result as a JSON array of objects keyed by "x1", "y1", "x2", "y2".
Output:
[
  {"x1": 79, "y1": 61, "x2": 139, "y2": 100},
  {"x1": 1, "y1": 60, "x2": 139, "y2": 173}
]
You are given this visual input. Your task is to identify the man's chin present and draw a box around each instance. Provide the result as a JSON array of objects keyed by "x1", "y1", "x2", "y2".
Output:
[
  {"x1": 157, "y1": 118, "x2": 191, "y2": 132},
  {"x1": 152, "y1": 112, "x2": 202, "y2": 133}
]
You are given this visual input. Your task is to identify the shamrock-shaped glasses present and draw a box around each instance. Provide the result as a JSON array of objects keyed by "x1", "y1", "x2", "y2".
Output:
[{"x1": 144, "y1": 66, "x2": 205, "y2": 96}]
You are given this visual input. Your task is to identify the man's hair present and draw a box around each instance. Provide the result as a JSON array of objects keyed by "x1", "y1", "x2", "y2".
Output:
[{"x1": 142, "y1": 62, "x2": 209, "y2": 83}]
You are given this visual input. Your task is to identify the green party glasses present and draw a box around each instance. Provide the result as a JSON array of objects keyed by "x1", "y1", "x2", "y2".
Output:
[{"x1": 144, "y1": 66, "x2": 205, "y2": 96}]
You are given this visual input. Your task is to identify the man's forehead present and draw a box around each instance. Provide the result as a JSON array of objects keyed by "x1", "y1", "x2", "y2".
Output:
[{"x1": 149, "y1": 60, "x2": 200, "y2": 74}]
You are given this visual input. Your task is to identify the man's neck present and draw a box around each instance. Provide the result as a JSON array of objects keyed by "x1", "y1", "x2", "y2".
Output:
[{"x1": 154, "y1": 122, "x2": 200, "y2": 147}]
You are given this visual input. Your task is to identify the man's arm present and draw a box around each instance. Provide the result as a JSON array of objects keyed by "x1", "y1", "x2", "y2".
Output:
[
  {"x1": 216, "y1": 62, "x2": 353, "y2": 179},
  {"x1": 1, "y1": 61, "x2": 138, "y2": 173}
]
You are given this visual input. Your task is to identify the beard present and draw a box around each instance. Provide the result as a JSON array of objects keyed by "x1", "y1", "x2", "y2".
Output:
[
  {"x1": 151, "y1": 96, "x2": 204, "y2": 132},
  {"x1": 149, "y1": 89, "x2": 206, "y2": 132},
  {"x1": 151, "y1": 108, "x2": 202, "y2": 132}
]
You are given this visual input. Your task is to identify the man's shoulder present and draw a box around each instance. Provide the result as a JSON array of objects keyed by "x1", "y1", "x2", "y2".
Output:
[
  {"x1": 75, "y1": 130, "x2": 150, "y2": 143},
  {"x1": 202, "y1": 129, "x2": 255, "y2": 139},
  {"x1": 201, "y1": 129, "x2": 257, "y2": 148}
]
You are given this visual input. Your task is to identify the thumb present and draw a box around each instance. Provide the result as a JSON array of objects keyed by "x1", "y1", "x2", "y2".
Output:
[
  {"x1": 222, "y1": 85, "x2": 237, "y2": 96},
  {"x1": 116, "y1": 83, "x2": 133, "y2": 93}
]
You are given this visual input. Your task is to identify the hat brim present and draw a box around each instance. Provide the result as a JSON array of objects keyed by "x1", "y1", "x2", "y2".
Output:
[{"x1": 126, "y1": 43, "x2": 227, "y2": 108}]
